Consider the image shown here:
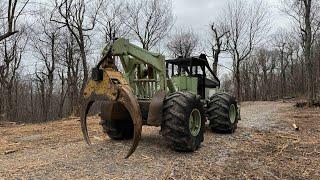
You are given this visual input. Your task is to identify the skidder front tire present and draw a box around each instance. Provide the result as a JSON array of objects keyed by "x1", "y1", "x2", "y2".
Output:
[
  {"x1": 100, "y1": 119, "x2": 134, "y2": 140},
  {"x1": 162, "y1": 92, "x2": 205, "y2": 152},
  {"x1": 100, "y1": 102, "x2": 134, "y2": 140},
  {"x1": 207, "y1": 93, "x2": 239, "y2": 134}
]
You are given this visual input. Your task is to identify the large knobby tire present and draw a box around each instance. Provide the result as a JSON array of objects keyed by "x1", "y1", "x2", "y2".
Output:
[
  {"x1": 207, "y1": 93, "x2": 239, "y2": 133},
  {"x1": 100, "y1": 119, "x2": 134, "y2": 140},
  {"x1": 100, "y1": 102, "x2": 134, "y2": 140},
  {"x1": 162, "y1": 92, "x2": 205, "y2": 152}
]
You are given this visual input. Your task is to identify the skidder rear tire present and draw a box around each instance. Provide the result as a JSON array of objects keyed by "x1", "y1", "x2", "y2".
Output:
[
  {"x1": 162, "y1": 92, "x2": 205, "y2": 152},
  {"x1": 207, "y1": 93, "x2": 238, "y2": 133}
]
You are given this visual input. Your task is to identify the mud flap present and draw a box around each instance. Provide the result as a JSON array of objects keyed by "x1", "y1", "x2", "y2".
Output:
[{"x1": 147, "y1": 90, "x2": 166, "y2": 126}]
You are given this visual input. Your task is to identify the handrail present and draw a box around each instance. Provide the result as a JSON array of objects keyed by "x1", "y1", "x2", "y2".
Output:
[{"x1": 133, "y1": 79, "x2": 159, "y2": 82}]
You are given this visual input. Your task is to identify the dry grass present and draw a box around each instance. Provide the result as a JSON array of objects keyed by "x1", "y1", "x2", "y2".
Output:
[{"x1": 0, "y1": 101, "x2": 319, "y2": 179}]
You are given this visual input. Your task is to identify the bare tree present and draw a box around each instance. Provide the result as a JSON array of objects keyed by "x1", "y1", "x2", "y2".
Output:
[
  {"x1": 314, "y1": 34, "x2": 320, "y2": 98},
  {"x1": 222, "y1": 0, "x2": 269, "y2": 100},
  {"x1": 0, "y1": 29, "x2": 28, "y2": 120},
  {"x1": 285, "y1": 36, "x2": 300, "y2": 94},
  {"x1": 60, "y1": 32, "x2": 81, "y2": 115},
  {"x1": 273, "y1": 31, "x2": 291, "y2": 98},
  {"x1": 50, "y1": 0, "x2": 102, "y2": 105},
  {"x1": 34, "y1": 70, "x2": 47, "y2": 120},
  {"x1": 125, "y1": 0, "x2": 174, "y2": 50},
  {"x1": 256, "y1": 48, "x2": 277, "y2": 100},
  {"x1": 209, "y1": 23, "x2": 229, "y2": 74},
  {"x1": 167, "y1": 28, "x2": 199, "y2": 58},
  {"x1": 282, "y1": 0, "x2": 320, "y2": 105},
  {"x1": 57, "y1": 69, "x2": 68, "y2": 118},
  {"x1": 31, "y1": 12, "x2": 60, "y2": 120},
  {"x1": 241, "y1": 60, "x2": 252, "y2": 100},
  {"x1": 0, "y1": 0, "x2": 29, "y2": 41},
  {"x1": 235, "y1": 36, "x2": 308, "y2": 102},
  {"x1": 97, "y1": 1, "x2": 129, "y2": 44}
]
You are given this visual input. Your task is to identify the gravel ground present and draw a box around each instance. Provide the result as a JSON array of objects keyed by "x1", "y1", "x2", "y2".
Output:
[{"x1": 0, "y1": 101, "x2": 319, "y2": 179}]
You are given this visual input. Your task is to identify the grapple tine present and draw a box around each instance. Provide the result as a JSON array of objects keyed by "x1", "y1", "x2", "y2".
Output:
[
  {"x1": 80, "y1": 86, "x2": 142, "y2": 158},
  {"x1": 119, "y1": 86, "x2": 143, "y2": 159},
  {"x1": 80, "y1": 100, "x2": 94, "y2": 145}
]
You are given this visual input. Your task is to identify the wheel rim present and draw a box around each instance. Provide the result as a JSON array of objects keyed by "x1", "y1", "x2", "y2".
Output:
[
  {"x1": 229, "y1": 104, "x2": 237, "y2": 124},
  {"x1": 189, "y1": 109, "x2": 201, "y2": 136}
]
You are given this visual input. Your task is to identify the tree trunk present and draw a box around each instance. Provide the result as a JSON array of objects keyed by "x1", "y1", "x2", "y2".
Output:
[
  {"x1": 316, "y1": 56, "x2": 320, "y2": 98},
  {"x1": 79, "y1": 44, "x2": 88, "y2": 97},
  {"x1": 14, "y1": 79, "x2": 18, "y2": 120},
  {"x1": 58, "y1": 72, "x2": 67, "y2": 118},
  {"x1": 212, "y1": 51, "x2": 219, "y2": 75},
  {"x1": 235, "y1": 60, "x2": 241, "y2": 101},
  {"x1": 290, "y1": 56, "x2": 295, "y2": 94},
  {"x1": 5, "y1": 83, "x2": 14, "y2": 121},
  {"x1": 300, "y1": 59, "x2": 305, "y2": 94},
  {"x1": 78, "y1": 30, "x2": 88, "y2": 116},
  {"x1": 281, "y1": 68, "x2": 287, "y2": 97},
  {"x1": 304, "y1": 0, "x2": 315, "y2": 106},
  {"x1": 30, "y1": 82, "x2": 34, "y2": 118},
  {"x1": 47, "y1": 74, "x2": 54, "y2": 120},
  {"x1": 252, "y1": 74, "x2": 257, "y2": 100},
  {"x1": 36, "y1": 78, "x2": 47, "y2": 121},
  {"x1": 280, "y1": 50, "x2": 286, "y2": 98},
  {"x1": 263, "y1": 69, "x2": 268, "y2": 100},
  {"x1": 0, "y1": 84, "x2": 3, "y2": 120}
]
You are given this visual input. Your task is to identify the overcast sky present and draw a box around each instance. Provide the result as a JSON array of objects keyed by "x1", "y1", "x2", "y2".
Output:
[
  {"x1": 170, "y1": 0, "x2": 291, "y2": 76},
  {"x1": 172, "y1": 0, "x2": 290, "y2": 32}
]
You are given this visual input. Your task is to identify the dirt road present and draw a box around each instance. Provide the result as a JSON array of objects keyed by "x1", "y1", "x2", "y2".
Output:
[{"x1": 0, "y1": 101, "x2": 319, "y2": 179}]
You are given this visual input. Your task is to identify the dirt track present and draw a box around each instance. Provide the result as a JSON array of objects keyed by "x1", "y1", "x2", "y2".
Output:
[{"x1": 0, "y1": 101, "x2": 319, "y2": 179}]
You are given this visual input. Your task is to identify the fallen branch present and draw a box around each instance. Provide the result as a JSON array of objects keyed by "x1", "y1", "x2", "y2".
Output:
[
  {"x1": 4, "y1": 149, "x2": 17, "y2": 155},
  {"x1": 276, "y1": 135, "x2": 299, "y2": 141}
]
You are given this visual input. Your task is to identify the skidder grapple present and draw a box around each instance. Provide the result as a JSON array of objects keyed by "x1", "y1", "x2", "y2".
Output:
[{"x1": 80, "y1": 38, "x2": 240, "y2": 158}]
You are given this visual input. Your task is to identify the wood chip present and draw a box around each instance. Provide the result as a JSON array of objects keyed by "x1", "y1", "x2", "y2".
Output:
[
  {"x1": 292, "y1": 123, "x2": 299, "y2": 131},
  {"x1": 93, "y1": 136, "x2": 103, "y2": 141}
]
